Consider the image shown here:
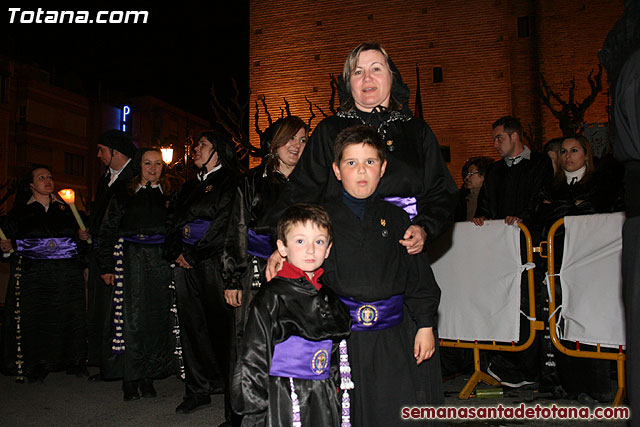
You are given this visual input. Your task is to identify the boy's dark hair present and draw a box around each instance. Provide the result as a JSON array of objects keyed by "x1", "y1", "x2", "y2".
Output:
[
  {"x1": 277, "y1": 203, "x2": 333, "y2": 245},
  {"x1": 492, "y1": 116, "x2": 524, "y2": 139},
  {"x1": 333, "y1": 125, "x2": 386, "y2": 164}
]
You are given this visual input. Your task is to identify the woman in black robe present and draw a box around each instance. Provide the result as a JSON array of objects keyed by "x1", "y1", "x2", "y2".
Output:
[
  {"x1": 164, "y1": 130, "x2": 241, "y2": 424},
  {"x1": 223, "y1": 116, "x2": 309, "y2": 344},
  {"x1": 97, "y1": 148, "x2": 175, "y2": 400},
  {"x1": 0, "y1": 166, "x2": 89, "y2": 382},
  {"x1": 266, "y1": 42, "x2": 458, "y2": 407}
]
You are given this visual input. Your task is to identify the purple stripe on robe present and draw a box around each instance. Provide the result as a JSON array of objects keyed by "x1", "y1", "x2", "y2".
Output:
[
  {"x1": 383, "y1": 196, "x2": 418, "y2": 220},
  {"x1": 122, "y1": 234, "x2": 165, "y2": 244},
  {"x1": 339, "y1": 294, "x2": 404, "y2": 331},
  {"x1": 16, "y1": 237, "x2": 78, "y2": 259},
  {"x1": 181, "y1": 219, "x2": 211, "y2": 245},
  {"x1": 269, "y1": 335, "x2": 332, "y2": 380},
  {"x1": 247, "y1": 229, "x2": 273, "y2": 259}
]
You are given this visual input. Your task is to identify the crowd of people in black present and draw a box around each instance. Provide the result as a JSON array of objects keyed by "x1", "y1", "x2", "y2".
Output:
[{"x1": 0, "y1": 38, "x2": 635, "y2": 427}]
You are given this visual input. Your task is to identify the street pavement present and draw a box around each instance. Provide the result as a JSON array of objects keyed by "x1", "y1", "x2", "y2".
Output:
[{"x1": 0, "y1": 368, "x2": 628, "y2": 426}]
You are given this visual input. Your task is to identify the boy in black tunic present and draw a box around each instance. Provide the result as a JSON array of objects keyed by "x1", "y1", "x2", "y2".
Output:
[
  {"x1": 321, "y1": 125, "x2": 442, "y2": 426},
  {"x1": 232, "y1": 204, "x2": 351, "y2": 427}
]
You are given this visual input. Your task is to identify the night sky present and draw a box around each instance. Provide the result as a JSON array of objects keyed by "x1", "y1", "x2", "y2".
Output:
[{"x1": 1, "y1": 2, "x2": 249, "y2": 120}]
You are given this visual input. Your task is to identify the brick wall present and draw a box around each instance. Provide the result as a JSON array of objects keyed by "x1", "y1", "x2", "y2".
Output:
[{"x1": 250, "y1": 0, "x2": 623, "y2": 184}]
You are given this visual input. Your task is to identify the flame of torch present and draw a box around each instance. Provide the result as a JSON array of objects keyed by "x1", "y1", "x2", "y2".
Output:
[{"x1": 58, "y1": 189, "x2": 92, "y2": 244}]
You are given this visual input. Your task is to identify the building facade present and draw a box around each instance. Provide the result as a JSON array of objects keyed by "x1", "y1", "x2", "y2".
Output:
[{"x1": 249, "y1": 0, "x2": 623, "y2": 183}]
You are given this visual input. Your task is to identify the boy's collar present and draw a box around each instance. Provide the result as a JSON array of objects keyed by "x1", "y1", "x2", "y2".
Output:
[{"x1": 277, "y1": 261, "x2": 323, "y2": 290}]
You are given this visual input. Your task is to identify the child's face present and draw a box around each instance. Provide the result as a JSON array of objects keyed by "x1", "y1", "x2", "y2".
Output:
[
  {"x1": 332, "y1": 143, "x2": 387, "y2": 199},
  {"x1": 276, "y1": 221, "x2": 332, "y2": 274}
]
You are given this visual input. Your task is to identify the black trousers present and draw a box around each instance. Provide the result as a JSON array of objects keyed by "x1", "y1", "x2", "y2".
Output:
[{"x1": 174, "y1": 259, "x2": 233, "y2": 415}]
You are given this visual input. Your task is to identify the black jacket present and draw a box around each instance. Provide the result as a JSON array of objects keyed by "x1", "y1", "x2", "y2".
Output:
[
  {"x1": 164, "y1": 168, "x2": 238, "y2": 268},
  {"x1": 267, "y1": 110, "x2": 458, "y2": 242}
]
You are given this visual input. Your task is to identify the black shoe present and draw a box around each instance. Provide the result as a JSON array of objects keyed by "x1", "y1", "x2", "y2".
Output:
[
  {"x1": 87, "y1": 373, "x2": 102, "y2": 382},
  {"x1": 175, "y1": 395, "x2": 211, "y2": 414},
  {"x1": 140, "y1": 378, "x2": 157, "y2": 398},
  {"x1": 123, "y1": 381, "x2": 140, "y2": 401}
]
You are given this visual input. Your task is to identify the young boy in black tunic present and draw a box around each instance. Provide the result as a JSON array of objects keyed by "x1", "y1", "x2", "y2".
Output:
[
  {"x1": 321, "y1": 125, "x2": 442, "y2": 426},
  {"x1": 232, "y1": 204, "x2": 351, "y2": 427}
]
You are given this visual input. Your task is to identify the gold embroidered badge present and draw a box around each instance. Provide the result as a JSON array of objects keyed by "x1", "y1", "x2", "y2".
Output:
[{"x1": 205, "y1": 185, "x2": 213, "y2": 193}]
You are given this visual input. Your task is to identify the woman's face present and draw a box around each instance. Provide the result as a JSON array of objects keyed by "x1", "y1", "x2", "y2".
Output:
[
  {"x1": 30, "y1": 168, "x2": 54, "y2": 196},
  {"x1": 560, "y1": 138, "x2": 586, "y2": 173},
  {"x1": 276, "y1": 127, "x2": 307, "y2": 170},
  {"x1": 463, "y1": 165, "x2": 484, "y2": 190},
  {"x1": 349, "y1": 49, "x2": 392, "y2": 112},
  {"x1": 192, "y1": 137, "x2": 218, "y2": 169},
  {"x1": 141, "y1": 151, "x2": 164, "y2": 185}
]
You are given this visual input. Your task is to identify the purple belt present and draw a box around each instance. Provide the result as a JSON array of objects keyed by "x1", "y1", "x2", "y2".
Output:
[
  {"x1": 383, "y1": 196, "x2": 417, "y2": 220},
  {"x1": 269, "y1": 335, "x2": 332, "y2": 380},
  {"x1": 339, "y1": 295, "x2": 404, "y2": 331},
  {"x1": 122, "y1": 234, "x2": 165, "y2": 244},
  {"x1": 16, "y1": 237, "x2": 78, "y2": 259},
  {"x1": 182, "y1": 219, "x2": 211, "y2": 245},
  {"x1": 247, "y1": 229, "x2": 273, "y2": 259}
]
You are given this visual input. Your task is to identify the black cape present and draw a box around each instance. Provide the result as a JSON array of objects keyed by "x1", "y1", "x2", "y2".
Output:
[
  {"x1": 1, "y1": 198, "x2": 87, "y2": 377},
  {"x1": 232, "y1": 273, "x2": 351, "y2": 427},
  {"x1": 266, "y1": 109, "x2": 458, "y2": 242},
  {"x1": 322, "y1": 196, "x2": 443, "y2": 427},
  {"x1": 96, "y1": 186, "x2": 175, "y2": 381}
]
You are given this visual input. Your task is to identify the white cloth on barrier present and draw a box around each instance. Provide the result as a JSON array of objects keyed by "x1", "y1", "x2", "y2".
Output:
[
  {"x1": 559, "y1": 212, "x2": 626, "y2": 347},
  {"x1": 433, "y1": 220, "x2": 524, "y2": 342}
]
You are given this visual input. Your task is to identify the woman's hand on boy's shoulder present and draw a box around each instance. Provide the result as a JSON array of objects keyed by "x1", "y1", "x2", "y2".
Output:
[
  {"x1": 414, "y1": 327, "x2": 435, "y2": 365},
  {"x1": 265, "y1": 250, "x2": 284, "y2": 281}
]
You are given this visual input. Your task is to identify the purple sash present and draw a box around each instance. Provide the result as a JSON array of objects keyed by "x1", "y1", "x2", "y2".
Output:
[
  {"x1": 248, "y1": 229, "x2": 273, "y2": 259},
  {"x1": 269, "y1": 335, "x2": 332, "y2": 380},
  {"x1": 182, "y1": 219, "x2": 211, "y2": 245},
  {"x1": 383, "y1": 196, "x2": 417, "y2": 220},
  {"x1": 339, "y1": 295, "x2": 404, "y2": 331},
  {"x1": 122, "y1": 234, "x2": 165, "y2": 244},
  {"x1": 16, "y1": 237, "x2": 78, "y2": 259}
]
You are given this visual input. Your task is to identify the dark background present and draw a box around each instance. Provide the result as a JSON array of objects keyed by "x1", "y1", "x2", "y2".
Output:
[{"x1": 1, "y1": 2, "x2": 249, "y2": 121}]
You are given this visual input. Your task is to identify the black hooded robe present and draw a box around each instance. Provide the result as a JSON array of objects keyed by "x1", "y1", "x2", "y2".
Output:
[
  {"x1": 322, "y1": 197, "x2": 442, "y2": 427},
  {"x1": 96, "y1": 186, "x2": 175, "y2": 381},
  {"x1": 1, "y1": 199, "x2": 87, "y2": 377},
  {"x1": 231, "y1": 273, "x2": 351, "y2": 427}
]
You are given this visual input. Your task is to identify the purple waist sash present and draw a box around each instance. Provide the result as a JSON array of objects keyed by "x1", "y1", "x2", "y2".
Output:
[
  {"x1": 16, "y1": 237, "x2": 78, "y2": 259},
  {"x1": 339, "y1": 295, "x2": 404, "y2": 331},
  {"x1": 383, "y1": 196, "x2": 417, "y2": 220},
  {"x1": 122, "y1": 234, "x2": 165, "y2": 244},
  {"x1": 182, "y1": 219, "x2": 211, "y2": 245},
  {"x1": 269, "y1": 335, "x2": 332, "y2": 380},
  {"x1": 247, "y1": 229, "x2": 273, "y2": 259}
]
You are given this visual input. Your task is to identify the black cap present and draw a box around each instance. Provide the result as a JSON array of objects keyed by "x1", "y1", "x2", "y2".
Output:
[{"x1": 99, "y1": 130, "x2": 137, "y2": 159}]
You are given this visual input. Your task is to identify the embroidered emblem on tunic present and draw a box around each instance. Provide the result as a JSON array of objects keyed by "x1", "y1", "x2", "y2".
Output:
[
  {"x1": 46, "y1": 240, "x2": 58, "y2": 251},
  {"x1": 205, "y1": 185, "x2": 213, "y2": 193},
  {"x1": 357, "y1": 304, "x2": 378, "y2": 326},
  {"x1": 311, "y1": 349, "x2": 329, "y2": 374}
]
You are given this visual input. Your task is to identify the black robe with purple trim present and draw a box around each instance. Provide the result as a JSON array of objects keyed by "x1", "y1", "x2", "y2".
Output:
[
  {"x1": 231, "y1": 266, "x2": 351, "y2": 427},
  {"x1": 1, "y1": 198, "x2": 87, "y2": 377},
  {"x1": 321, "y1": 196, "x2": 442, "y2": 427},
  {"x1": 96, "y1": 186, "x2": 175, "y2": 381}
]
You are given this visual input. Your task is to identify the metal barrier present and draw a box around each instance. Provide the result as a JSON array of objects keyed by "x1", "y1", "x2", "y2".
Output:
[
  {"x1": 439, "y1": 222, "x2": 545, "y2": 399},
  {"x1": 541, "y1": 217, "x2": 626, "y2": 407}
]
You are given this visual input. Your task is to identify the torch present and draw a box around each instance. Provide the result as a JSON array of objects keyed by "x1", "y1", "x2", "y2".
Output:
[
  {"x1": 58, "y1": 189, "x2": 92, "y2": 244},
  {"x1": 0, "y1": 227, "x2": 13, "y2": 255}
]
